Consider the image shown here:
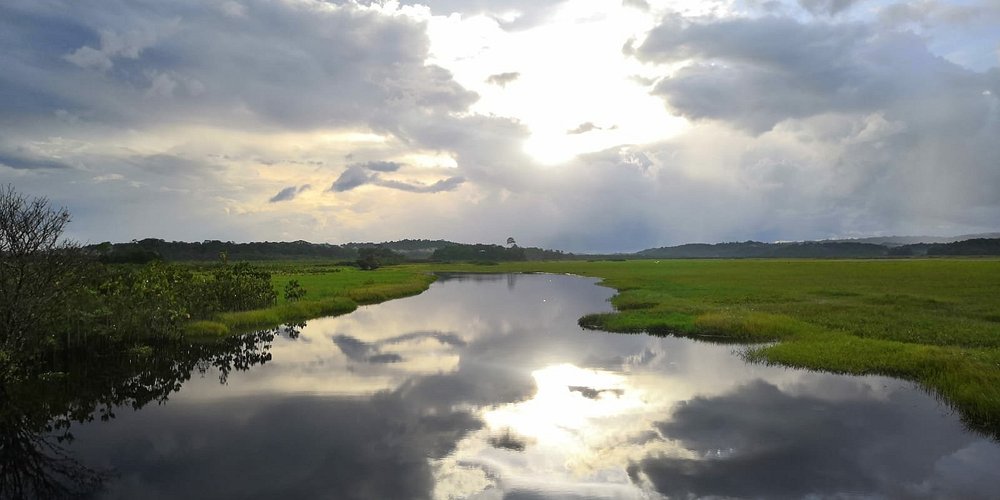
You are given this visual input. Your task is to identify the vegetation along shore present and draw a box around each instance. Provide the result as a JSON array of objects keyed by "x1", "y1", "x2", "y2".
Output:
[{"x1": 3, "y1": 185, "x2": 998, "y2": 442}]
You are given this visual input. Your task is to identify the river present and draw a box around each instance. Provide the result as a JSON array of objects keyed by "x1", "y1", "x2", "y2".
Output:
[{"x1": 11, "y1": 273, "x2": 1000, "y2": 499}]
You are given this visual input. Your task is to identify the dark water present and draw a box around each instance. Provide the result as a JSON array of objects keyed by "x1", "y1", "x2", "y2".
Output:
[{"x1": 8, "y1": 274, "x2": 1000, "y2": 499}]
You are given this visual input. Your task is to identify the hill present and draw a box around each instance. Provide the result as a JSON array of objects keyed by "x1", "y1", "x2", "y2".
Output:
[{"x1": 636, "y1": 241, "x2": 888, "y2": 259}]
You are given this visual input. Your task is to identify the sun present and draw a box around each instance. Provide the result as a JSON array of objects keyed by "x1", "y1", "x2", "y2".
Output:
[{"x1": 426, "y1": 1, "x2": 690, "y2": 166}]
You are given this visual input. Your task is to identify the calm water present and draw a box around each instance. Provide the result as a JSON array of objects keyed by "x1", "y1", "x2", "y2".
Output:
[{"x1": 15, "y1": 274, "x2": 1000, "y2": 499}]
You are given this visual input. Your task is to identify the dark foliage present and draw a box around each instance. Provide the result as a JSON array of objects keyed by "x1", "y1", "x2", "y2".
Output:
[
  {"x1": 207, "y1": 262, "x2": 277, "y2": 312},
  {"x1": 356, "y1": 247, "x2": 405, "y2": 270},
  {"x1": 0, "y1": 185, "x2": 87, "y2": 373},
  {"x1": 927, "y1": 238, "x2": 1000, "y2": 256},
  {"x1": 431, "y1": 244, "x2": 527, "y2": 262},
  {"x1": 85, "y1": 238, "x2": 357, "y2": 262},
  {"x1": 284, "y1": 280, "x2": 306, "y2": 302},
  {"x1": 0, "y1": 325, "x2": 288, "y2": 499}
]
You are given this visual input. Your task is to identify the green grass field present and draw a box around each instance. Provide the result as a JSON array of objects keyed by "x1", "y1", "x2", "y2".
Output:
[
  {"x1": 423, "y1": 259, "x2": 1000, "y2": 436},
  {"x1": 185, "y1": 265, "x2": 436, "y2": 336},
  {"x1": 186, "y1": 258, "x2": 1000, "y2": 437}
]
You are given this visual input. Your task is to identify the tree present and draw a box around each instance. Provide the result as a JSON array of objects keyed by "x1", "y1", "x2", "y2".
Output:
[
  {"x1": 506, "y1": 237, "x2": 517, "y2": 248},
  {"x1": 0, "y1": 185, "x2": 83, "y2": 370},
  {"x1": 356, "y1": 247, "x2": 381, "y2": 270},
  {"x1": 283, "y1": 280, "x2": 306, "y2": 302}
]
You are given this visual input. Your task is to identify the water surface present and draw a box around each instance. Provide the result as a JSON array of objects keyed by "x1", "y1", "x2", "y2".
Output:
[{"x1": 23, "y1": 274, "x2": 1000, "y2": 498}]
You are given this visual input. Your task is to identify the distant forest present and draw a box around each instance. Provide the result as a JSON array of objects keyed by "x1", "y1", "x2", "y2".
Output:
[
  {"x1": 86, "y1": 238, "x2": 569, "y2": 264},
  {"x1": 86, "y1": 237, "x2": 1000, "y2": 263},
  {"x1": 637, "y1": 238, "x2": 1000, "y2": 259}
]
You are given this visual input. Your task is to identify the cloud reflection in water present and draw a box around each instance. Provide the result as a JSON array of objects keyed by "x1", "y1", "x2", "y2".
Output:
[{"x1": 57, "y1": 274, "x2": 1000, "y2": 499}]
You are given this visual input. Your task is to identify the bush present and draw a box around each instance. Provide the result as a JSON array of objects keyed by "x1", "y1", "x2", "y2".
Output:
[
  {"x1": 284, "y1": 280, "x2": 307, "y2": 302},
  {"x1": 208, "y1": 262, "x2": 277, "y2": 312}
]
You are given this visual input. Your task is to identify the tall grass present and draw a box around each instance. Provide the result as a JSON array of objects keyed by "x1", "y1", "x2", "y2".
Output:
[
  {"x1": 185, "y1": 266, "x2": 436, "y2": 337},
  {"x1": 184, "y1": 259, "x2": 1000, "y2": 436},
  {"x1": 410, "y1": 259, "x2": 1000, "y2": 436}
]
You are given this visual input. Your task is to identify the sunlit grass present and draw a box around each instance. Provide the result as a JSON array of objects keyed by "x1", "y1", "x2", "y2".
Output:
[
  {"x1": 186, "y1": 265, "x2": 436, "y2": 336},
  {"x1": 184, "y1": 258, "x2": 1000, "y2": 436},
  {"x1": 409, "y1": 259, "x2": 1000, "y2": 436}
]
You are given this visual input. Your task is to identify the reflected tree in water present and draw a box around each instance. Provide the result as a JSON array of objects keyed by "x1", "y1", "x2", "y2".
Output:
[{"x1": 0, "y1": 324, "x2": 300, "y2": 498}]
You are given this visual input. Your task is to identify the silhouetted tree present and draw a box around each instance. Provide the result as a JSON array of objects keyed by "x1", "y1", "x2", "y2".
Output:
[
  {"x1": 357, "y1": 248, "x2": 381, "y2": 270},
  {"x1": 0, "y1": 185, "x2": 85, "y2": 375}
]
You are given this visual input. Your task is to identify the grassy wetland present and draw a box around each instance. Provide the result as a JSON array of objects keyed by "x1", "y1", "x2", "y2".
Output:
[
  {"x1": 187, "y1": 263, "x2": 436, "y2": 336},
  {"x1": 210, "y1": 258, "x2": 1000, "y2": 436}
]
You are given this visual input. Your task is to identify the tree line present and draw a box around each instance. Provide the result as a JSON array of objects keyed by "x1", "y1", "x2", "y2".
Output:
[{"x1": 0, "y1": 185, "x2": 281, "y2": 382}]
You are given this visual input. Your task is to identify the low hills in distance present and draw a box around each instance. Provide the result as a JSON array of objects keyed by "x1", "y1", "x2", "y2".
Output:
[{"x1": 85, "y1": 234, "x2": 1000, "y2": 264}]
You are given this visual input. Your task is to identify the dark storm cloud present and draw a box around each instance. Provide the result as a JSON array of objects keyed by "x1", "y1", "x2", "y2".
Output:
[
  {"x1": 634, "y1": 380, "x2": 995, "y2": 498},
  {"x1": 0, "y1": 0, "x2": 476, "y2": 131},
  {"x1": 638, "y1": 16, "x2": 997, "y2": 134},
  {"x1": 639, "y1": 17, "x2": 874, "y2": 132},
  {"x1": 486, "y1": 72, "x2": 521, "y2": 87},
  {"x1": 625, "y1": 12, "x2": 1000, "y2": 243}
]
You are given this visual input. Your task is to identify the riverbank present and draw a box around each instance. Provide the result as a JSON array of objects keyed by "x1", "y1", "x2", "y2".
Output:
[
  {"x1": 185, "y1": 265, "x2": 437, "y2": 336},
  {"x1": 427, "y1": 259, "x2": 1000, "y2": 436},
  {"x1": 185, "y1": 258, "x2": 1000, "y2": 437}
]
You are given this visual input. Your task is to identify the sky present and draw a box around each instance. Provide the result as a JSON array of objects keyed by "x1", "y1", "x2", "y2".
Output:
[{"x1": 1, "y1": 0, "x2": 998, "y2": 252}]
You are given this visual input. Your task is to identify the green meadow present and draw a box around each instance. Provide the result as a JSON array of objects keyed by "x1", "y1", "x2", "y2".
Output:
[
  {"x1": 202, "y1": 258, "x2": 1000, "y2": 436},
  {"x1": 187, "y1": 263, "x2": 436, "y2": 336}
]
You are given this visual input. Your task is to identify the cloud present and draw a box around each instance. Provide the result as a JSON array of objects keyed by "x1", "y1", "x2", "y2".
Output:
[
  {"x1": 64, "y1": 26, "x2": 166, "y2": 71},
  {"x1": 638, "y1": 17, "x2": 874, "y2": 132},
  {"x1": 399, "y1": 1, "x2": 562, "y2": 30},
  {"x1": 358, "y1": 161, "x2": 402, "y2": 173},
  {"x1": 376, "y1": 176, "x2": 465, "y2": 193},
  {"x1": 0, "y1": 148, "x2": 72, "y2": 170},
  {"x1": 2, "y1": 0, "x2": 998, "y2": 250},
  {"x1": 268, "y1": 184, "x2": 310, "y2": 203},
  {"x1": 328, "y1": 162, "x2": 465, "y2": 194},
  {"x1": 332, "y1": 331, "x2": 467, "y2": 364},
  {"x1": 567, "y1": 122, "x2": 598, "y2": 134},
  {"x1": 635, "y1": 380, "x2": 992, "y2": 498},
  {"x1": 268, "y1": 186, "x2": 298, "y2": 203},
  {"x1": 0, "y1": 0, "x2": 476, "y2": 131},
  {"x1": 638, "y1": 17, "x2": 995, "y2": 133},
  {"x1": 71, "y1": 393, "x2": 480, "y2": 499},
  {"x1": 486, "y1": 72, "x2": 521, "y2": 87},
  {"x1": 329, "y1": 165, "x2": 373, "y2": 193},
  {"x1": 566, "y1": 122, "x2": 617, "y2": 134},
  {"x1": 797, "y1": 0, "x2": 862, "y2": 16},
  {"x1": 622, "y1": 0, "x2": 650, "y2": 11}
]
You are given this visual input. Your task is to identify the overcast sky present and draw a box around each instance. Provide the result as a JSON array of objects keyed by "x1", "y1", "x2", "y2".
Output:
[{"x1": 1, "y1": 0, "x2": 998, "y2": 252}]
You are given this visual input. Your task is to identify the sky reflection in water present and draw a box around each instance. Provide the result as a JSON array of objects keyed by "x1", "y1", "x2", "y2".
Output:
[{"x1": 66, "y1": 273, "x2": 999, "y2": 499}]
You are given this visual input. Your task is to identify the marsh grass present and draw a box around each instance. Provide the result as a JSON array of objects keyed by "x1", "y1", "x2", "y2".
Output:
[
  {"x1": 414, "y1": 259, "x2": 1000, "y2": 436},
  {"x1": 184, "y1": 259, "x2": 1000, "y2": 436},
  {"x1": 184, "y1": 265, "x2": 436, "y2": 337}
]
